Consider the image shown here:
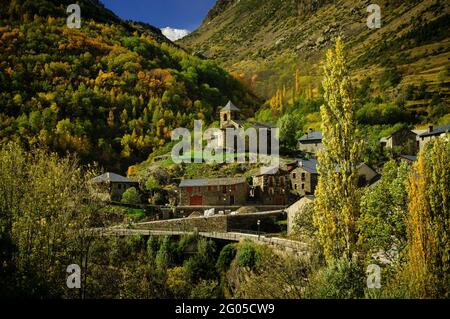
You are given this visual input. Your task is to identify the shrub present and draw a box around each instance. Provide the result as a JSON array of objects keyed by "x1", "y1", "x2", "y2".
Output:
[
  {"x1": 216, "y1": 244, "x2": 237, "y2": 273},
  {"x1": 190, "y1": 280, "x2": 221, "y2": 299},
  {"x1": 121, "y1": 187, "x2": 141, "y2": 204},
  {"x1": 305, "y1": 258, "x2": 366, "y2": 299},
  {"x1": 236, "y1": 241, "x2": 260, "y2": 269}
]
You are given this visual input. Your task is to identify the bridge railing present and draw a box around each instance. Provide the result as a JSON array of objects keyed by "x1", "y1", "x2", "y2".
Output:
[{"x1": 229, "y1": 229, "x2": 266, "y2": 236}]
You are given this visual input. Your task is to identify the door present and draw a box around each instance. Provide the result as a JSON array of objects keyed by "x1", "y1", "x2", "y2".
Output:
[
  {"x1": 230, "y1": 195, "x2": 235, "y2": 205},
  {"x1": 190, "y1": 196, "x2": 203, "y2": 206}
]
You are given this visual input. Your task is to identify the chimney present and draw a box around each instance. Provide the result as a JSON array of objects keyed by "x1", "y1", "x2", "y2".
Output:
[{"x1": 428, "y1": 125, "x2": 434, "y2": 133}]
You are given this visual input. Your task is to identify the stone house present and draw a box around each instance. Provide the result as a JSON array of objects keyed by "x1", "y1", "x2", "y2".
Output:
[
  {"x1": 418, "y1": 124, "x2": 450, "y2": 149},
  {"x1": 286, "y1": 196, "x2": 315, "y2": 236},
  {"x1": 90, "y1": 172, "x2": 139, "y2": 202},
  {"x1": 297, "y1": 130, "x2": 323, "y2": 155},
  {"x1": 251, "y1": 166, "x2": 290, "y2": 206},
  {"x1": 289, "y1": 159, "x2": 319, "y2": 197},
  {"x1": 290, "y1": 159, "x2": 379, "y2": 196},
  {"x1": 357, "y1": 163, "x2": 379, "y2": 186},
  {"x1": 380, "y1": 128, "x2": 418, "y2": 154},
  {"x1": 179, "y1": 177, "x2": 248, "y2": 206}
]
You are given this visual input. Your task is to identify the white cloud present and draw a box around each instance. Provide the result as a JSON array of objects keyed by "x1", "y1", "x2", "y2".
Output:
[{"x1": 160, "y1": 27, "x2": 191, "y2": 41}]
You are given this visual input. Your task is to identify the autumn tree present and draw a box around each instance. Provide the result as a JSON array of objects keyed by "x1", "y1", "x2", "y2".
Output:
[
  {"x1": 0, "y1": 143, "x2": 98, "y2": 298},
  {"x1": 313, "y1": 38, "x2": 363, "y2": 263},
  {"x1": 405, "y1": 135, "x2": 450, "y2": 298}
]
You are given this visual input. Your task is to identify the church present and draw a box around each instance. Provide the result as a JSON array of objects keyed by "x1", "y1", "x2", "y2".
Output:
[{"x1": 214, "y1": 101, "x2": 277, "y2": 154}]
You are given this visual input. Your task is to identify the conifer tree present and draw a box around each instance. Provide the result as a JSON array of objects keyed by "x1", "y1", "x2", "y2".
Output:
[{"x1": 314, "y1": 38, "x2": 362, "y2": 263}]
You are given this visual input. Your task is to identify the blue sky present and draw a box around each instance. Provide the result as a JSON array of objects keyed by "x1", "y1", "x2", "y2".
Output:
[{"x1": 101, "y1": 0, "x2": 217, "y2": 31}]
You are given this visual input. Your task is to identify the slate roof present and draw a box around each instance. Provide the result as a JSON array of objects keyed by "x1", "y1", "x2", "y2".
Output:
[
  {"x1": 419, "y1": 124, "x2": 450, "y2": 137},
  {"x1": 91, "y1": 172, "x2": 135, "y2": 183},
  {"x1": 179, "y1": 177, "x2": 247, "y2": 187},
  {"x1": 380, "y1": 128, "x2": 417, "y2": 140},
  {"x1": 398, "y1": 155, "x2": 417, "y2": 162},
  {"x1": 296, "y1": 158, "x2": 318, "y2": 174},
  {"x1": 298, "y1": 131, "x2": 322, "y2": 142},
  {"x1": 256, "y1": 166, "x2": 280, "y2": 176},
  {"x1": 294, "y1": 159, "x2": 376, "y2": 176},
  {"x1": 220, "y1": 101, "x2": 240, "y2": 112}
]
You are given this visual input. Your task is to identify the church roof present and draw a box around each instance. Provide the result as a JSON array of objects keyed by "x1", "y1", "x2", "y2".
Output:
[
  {"x1": 91, "y1": 172, "x2": 135, "y2": 183},
  {"x1": 221, "y1": 101, "x2": 240, "y2": 112}
]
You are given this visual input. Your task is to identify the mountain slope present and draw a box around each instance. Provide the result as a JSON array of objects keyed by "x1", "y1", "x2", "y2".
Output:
[
  {"x1": 0, "y1": 0, "x2": 260, "y2": 172},
  {"x1": 180, "y1": 0, "x2": 450, "y2": 110}
]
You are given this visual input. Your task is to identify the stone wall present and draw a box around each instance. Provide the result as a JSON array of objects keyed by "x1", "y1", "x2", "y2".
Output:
[
  {"x1": 134, "y1": 211, "x2": 285, "y2": 233},
  {"x1": 175, "y1": 205, "x2": 286, "y2": 217},
  {"x1": 227, "y1": 212, "x2": 284, "y2": 232}
]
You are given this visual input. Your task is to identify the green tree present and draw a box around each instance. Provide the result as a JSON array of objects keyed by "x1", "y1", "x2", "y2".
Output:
[
  {"x1": 156, "y1": 236, "x2": 172, "y2": 274},
  {"x1": 216, "y1": 243, "x2": 237, "y2": 273},
  {"x1": 314, "y1": 38, "x2": 363, "y2": 263},
  {"x1": 277, "y1": 113, "x2": 302, "y2": 149},
  {"x1": 121, "y1": 187, "x2": 141, "y2": 205},
  {"x1": 357, "y1": 160, "x2": 410, "y2": 258},
  {"x1": 166, "y1": 266, "x2": 192, "y2": 298},
  {"x1": 145, "y1": 175, "x2": 160, "y2": 192}
]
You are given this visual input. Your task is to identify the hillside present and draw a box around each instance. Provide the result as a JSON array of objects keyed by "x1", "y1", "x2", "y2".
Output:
[
  {"x1": 0, "y1": 0, "x2": 260, "y2": 172},
  {"x1": 180, "y1": 0, "x2": 450, "y2": 112}
]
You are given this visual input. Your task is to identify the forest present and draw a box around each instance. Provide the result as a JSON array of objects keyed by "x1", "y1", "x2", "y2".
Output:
[{"x1": 0, "y1": 1, "x2": 258, "y2": 172}]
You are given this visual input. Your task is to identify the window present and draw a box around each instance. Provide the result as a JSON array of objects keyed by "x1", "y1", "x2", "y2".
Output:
[
  {"x1": 301, "y1": 172, "x2": 306, "y2": 181},
  {"x1": 231, "y1": 185, "x2": 236, "y2": 191},
  {"x1": 187, "y1": 186, "x2": 193, "y2": 193},
  {"x1": 294, "y1": 184, "x2": 298, "y2": 190},
  {"x1": 222, "y1": 186, "x2": 227, "y2": 193},
  {"x1": 208, "y1": 186, "x2": 212, "y2": 191},
  {"x1": 301, "y1": 184, "x2": 305, "y2": 190},
  {"x1": 292, "y1": 173, "x2": 296, "y2": 179},
  {"x1": 223, "y1": 113, "x2": 228, "y2": 121},
  {"x1": 117, "y1": 184, "x2": 121, "y2": 190}
]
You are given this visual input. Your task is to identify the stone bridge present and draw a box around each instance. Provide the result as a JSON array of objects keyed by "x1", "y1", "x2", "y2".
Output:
[
  {"x1": 98, "y1": 227, "x2": 308, "y2": 256},
  {"x1": 92, "y1": 210, "x2": 308, "y2": 255}
]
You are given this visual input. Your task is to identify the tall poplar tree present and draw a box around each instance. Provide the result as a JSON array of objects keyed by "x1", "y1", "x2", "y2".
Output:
[
  {"x1": 406, "y1": 136, "x2": 450, "y2": 298},
  {"x1": 313, "y1": 38, "x2": 362, "y2": 263}
]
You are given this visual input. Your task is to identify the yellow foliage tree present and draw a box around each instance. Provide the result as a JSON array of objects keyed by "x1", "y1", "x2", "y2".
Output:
[
  {"x1": 269, "y1": 88, "x2": 287, "y2": 114},
  {"x1": 313, "y1": 38, "x2": 363, "y2": 263},
  {"x1": 405, "y1": 135, "x2": 450, "y2": 298}
]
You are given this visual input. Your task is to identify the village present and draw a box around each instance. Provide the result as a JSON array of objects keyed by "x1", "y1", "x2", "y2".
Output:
[{"x1": 90, "y1": 101, "x2": 450, "y2": 238}]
